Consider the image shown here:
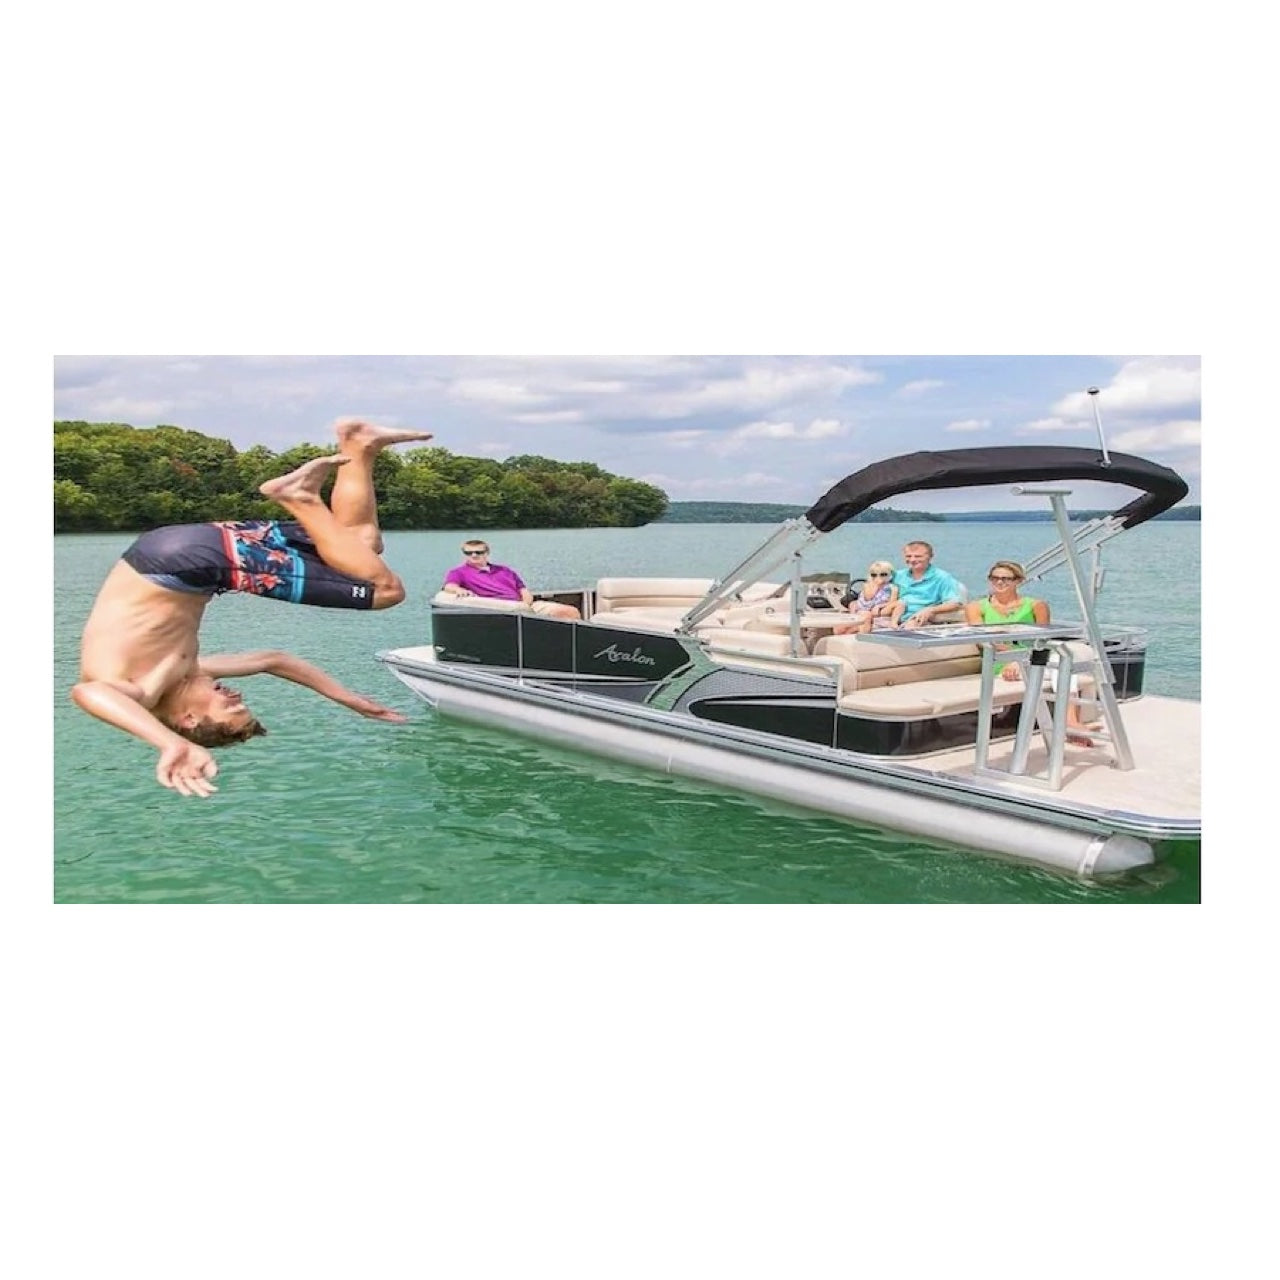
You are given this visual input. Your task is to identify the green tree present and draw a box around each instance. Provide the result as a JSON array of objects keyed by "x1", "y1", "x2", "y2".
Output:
[
  {"x1": 607, "y1": 477, "x2": 668, "y2": 526},
  {"x1": 53, "y1": 423, "x2": 671, "y2": 532},
  {"x1": 54, "y1": 479, "x2": 100, "y2": 530}
]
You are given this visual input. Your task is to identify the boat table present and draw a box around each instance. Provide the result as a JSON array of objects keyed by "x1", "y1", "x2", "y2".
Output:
[{"x1": 855, "y1": 622, "x2": 1093, "y2": 790}]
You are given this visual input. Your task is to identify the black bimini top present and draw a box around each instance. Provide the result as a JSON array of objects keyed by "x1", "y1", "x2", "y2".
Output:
[{"x1": 804, "y1": 445, "x2": 1189, "y2": 535}]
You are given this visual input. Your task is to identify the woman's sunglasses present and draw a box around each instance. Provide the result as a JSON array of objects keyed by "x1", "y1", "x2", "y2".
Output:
[{"x1": 988, "y1": 574, "x2": 1019, "y2": 583}]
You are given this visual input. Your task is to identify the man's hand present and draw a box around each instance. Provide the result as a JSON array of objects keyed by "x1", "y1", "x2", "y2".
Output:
[
  {"x1": 345, "y1": 693, "x2": 409, "y2": 723},
  {"x1": 156, "y1": 739, "x2": 219, "y2": 797}
]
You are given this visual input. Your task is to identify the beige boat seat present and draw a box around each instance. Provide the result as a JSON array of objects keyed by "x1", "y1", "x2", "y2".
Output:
[
  {"x1": 430, "y1": 591, "x2": 581, "y2": 619},
  {"x1": 701, "y1": 628, "x2": 795, "y2": 657},
  {"x1": 431, "y1": 591, "x2": 529, "y2": 612},
  {"x1": 593, "y1": 577, "x2": 715, "y2": 613},
  {"x1": 813, "y1": 634, "x2": 982, "y2": 694},
  {"x1": 815, "y1": 633, "x2": 1100, "y2": 719},
  {"x1": 838, "y1": 675, "x2": 1028, "y2": 718},
  {"x1": 585, "y1": 607, "x2": 690, "y2": 633},
  {"x1": 590, "y1": 579, "x2": 787, "y2": 632},
  {"x1": 701, "y1": 628, "x2": 816, "y2": 676}
]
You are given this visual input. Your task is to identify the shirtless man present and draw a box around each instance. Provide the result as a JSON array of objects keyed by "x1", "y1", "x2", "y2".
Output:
[{"x1": 73, "y1": 418, "x2": 432, "y2": 798}]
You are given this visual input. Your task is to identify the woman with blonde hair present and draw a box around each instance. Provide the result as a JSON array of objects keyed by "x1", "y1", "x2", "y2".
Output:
[
  {"x1": 833, "y1": 559, "x2": 904, "y2": 635},
  {"x1": 964, "y1": 559, "x2": 1093, "y2": 742}
]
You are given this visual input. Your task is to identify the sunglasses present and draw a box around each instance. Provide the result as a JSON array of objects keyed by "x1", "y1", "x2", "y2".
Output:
[
  {"x1": 869, "y1": 571, "x2": 892, "y2": 577},
  {"x1": 464, "y1": 549, "x2": 489, "y2": 556},
  {"x1": 988, "y1": 574, "x2": 1019, "y2": 583}
]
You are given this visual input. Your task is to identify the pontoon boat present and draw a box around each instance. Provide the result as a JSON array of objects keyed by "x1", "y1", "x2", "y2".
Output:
[{"x1": 378, "y1": 441, "x2": 1200, "y2": 878}]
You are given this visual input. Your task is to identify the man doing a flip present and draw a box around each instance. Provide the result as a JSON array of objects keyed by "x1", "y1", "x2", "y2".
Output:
[{"x1": 73, "y1": 418, "x2": 431, "y2": 798}]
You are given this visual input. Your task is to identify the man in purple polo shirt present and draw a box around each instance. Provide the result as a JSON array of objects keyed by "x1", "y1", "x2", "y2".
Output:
[{"x1": 440, "y1": 539, "x2": 581, "y2": 619}]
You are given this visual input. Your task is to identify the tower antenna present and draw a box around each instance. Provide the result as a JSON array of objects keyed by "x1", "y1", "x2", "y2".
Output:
[{"x1": 1086, "y1": 386, "x2": 1112, "y2": 465}]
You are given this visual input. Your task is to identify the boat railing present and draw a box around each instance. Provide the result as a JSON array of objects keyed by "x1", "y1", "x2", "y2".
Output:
[
  {"x1": 1097, "y1": 623, "x2": 1149, "y2": 651},
  {"x1": 1020, "y1": 513, "x2": 1127, "y2": 583},
  {"x1": 681, "y1": 518, "x2": 822, "y2": 629}
]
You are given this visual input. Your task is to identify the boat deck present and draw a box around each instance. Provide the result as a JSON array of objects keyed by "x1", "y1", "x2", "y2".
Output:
[{"x1": 912, "y1": 693, "x2": 1200, "y2": 823}]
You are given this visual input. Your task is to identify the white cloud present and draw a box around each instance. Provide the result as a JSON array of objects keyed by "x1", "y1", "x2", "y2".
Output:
[
  {"x1": 422, "y1": 357, "x2": 881, "y2": 432},
  {"x1": 510, "y1": 410, "x2": 585, "y2": 424},
  {"x1": 59, "y1": 395, "x2": 178, "y2": 422},
  {"x1": 1053, "y1": 356, "x2": 1201, "y2": 419},
  {"x1": 944, "y1": 418, "x2": 990, "y2": 432},
  {"x1": 801, "y1": 417, "x2": 843, "y2": 439},
  {"x1": 1109, "y1": 419, "x2": 1202, "y2": 453},
  {"x1": 447, "y1": 378, "x2": 549, "y2": 407},
  {"x1": 734, "y1": 417, "x2": 845, "y2": 441},
  {"x1": 898, "y1": 379, "x2": 945, "y2": 397},
  {"x1": 644, "y1": 363, "x2": 877, "y2": 419},
  {"x1": 709, "y1": 417, "x2": 849, "y2": 457}
]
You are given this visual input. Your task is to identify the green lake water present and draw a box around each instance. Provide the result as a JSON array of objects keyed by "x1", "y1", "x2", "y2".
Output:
[{"x1": 53, "y1": 520, "x2": 1201, "y2": 903}]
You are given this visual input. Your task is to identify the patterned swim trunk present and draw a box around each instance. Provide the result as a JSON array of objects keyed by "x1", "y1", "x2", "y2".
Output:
[{"x1": 121, "y1": 520, "x2": 375, "y2": 609}]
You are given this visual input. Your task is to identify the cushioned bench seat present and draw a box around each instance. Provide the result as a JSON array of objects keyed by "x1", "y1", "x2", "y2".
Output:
[
  {"x1": 838, "y1": 673, "x2": 1029, "y2": 718},
  {"x1": 592, "y1": 578, "x2": 786, "y2": 617},
  {"x1": 702, "y1": 629, "x2": 829, "y2": 677},
  {"x1": 431, "y1": 592, "x2": 529, "y2": 612},
  {"x1": 589, "y1": 595, "x2": 792, "y2": 636},
  {"x1": 702, "y1": 629, "x2": 796, "y2": 657},
  {"x1": 593, "y1": 578, "x2": 715, "y2": 613},
  {"x1": 587, "y1": 608, "x2": 690, "y2": 633}
]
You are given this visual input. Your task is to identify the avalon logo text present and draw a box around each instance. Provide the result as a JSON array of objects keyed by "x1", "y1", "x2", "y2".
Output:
[{"x1": 592, "y1": 644, "x2": 656, "y2": 667}]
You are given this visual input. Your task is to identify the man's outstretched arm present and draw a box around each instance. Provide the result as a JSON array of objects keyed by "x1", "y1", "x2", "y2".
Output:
[
  {"x1": 69, "y1": 680, "x2": 219, "y2": 797},
  {"x1": 198, "y1": 651, "x2": 408, "y2": 721}
]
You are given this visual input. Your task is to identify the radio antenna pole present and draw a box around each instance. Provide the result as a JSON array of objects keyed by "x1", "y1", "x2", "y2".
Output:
[{"x1": 1087, "y1": 386, "x2": 1112, "y2": 465}]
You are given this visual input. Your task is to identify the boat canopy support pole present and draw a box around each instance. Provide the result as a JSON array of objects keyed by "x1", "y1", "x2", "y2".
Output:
[
  {"x1": 680, "y1": 518, "x2": 824, "y2": 630},
  {"x1": 1025, "y1": 488, "x2": 1135, "y2": 771},
  {"x1": 789, "y1": 551, "x2": 804, "y2": 656}
]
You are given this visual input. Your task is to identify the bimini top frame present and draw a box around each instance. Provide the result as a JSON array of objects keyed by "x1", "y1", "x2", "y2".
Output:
[
  {"x1": 681, "y1": 444, "x2": 1188, "y2": 631},
  {"x1": 803, "y1": 444, "x2": 1187, "y2": 535}
]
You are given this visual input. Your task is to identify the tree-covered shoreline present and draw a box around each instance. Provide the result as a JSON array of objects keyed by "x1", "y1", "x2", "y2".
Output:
[
  {"x1": 658, "y1": 502, "x2": 945, "y2": 524},
  {"x1": 53, "y1": 421, "x2": 1200, "y2": 533},
  {"x1": 53, "y1": 422, "x2": 669, "y2": 533}
]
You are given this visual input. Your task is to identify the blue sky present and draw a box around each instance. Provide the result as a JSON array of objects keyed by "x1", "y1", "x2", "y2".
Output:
[{"x1": 53, "y1": 354, "x2": 1199, "y2": 513}]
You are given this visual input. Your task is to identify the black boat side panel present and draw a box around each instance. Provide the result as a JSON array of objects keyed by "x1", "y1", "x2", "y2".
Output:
[
  {"x1": 521, "y1": 616, "x2": 576, "y2": 673},
  {"x1": 834, "y1": 704, "x2": 1023, "y2": 755},
  {"x1": 433, "y1": 612, "x2": 521, "y2": 666},
  {"x1": 692, "y1": 697, "x2": 838, "y2": 747}
]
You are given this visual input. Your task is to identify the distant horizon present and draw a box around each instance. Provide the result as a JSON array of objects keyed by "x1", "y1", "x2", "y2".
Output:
[{"x1": 660, "y1": 499, "x2": 1200, "y2": 522}]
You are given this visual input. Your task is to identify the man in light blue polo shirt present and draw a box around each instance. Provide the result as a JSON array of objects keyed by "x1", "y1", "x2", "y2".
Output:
[{"x1": 893, "y1": 540, "x2": 965, "y2": 628}]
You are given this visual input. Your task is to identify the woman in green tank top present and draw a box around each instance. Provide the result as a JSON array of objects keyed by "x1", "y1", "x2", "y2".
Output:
[
  {"x1": 963, "y1": 560, "x2": 1049, "y2": 676},
  {"x1": 964, "y1": 558, "x2": 1093, "y2": 740}
]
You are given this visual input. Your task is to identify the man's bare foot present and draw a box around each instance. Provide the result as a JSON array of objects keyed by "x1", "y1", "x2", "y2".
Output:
[
  {"x1": 335, "y1": 419, "x2": 434, "y2": 453},
  {"x1": 259, "y1": 454, "x2": 348, "y2": 504}
]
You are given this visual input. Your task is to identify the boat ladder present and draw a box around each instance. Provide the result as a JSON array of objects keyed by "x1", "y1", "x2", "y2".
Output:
[{"x1": 972, "y1": 638, "x2": 1133, "y2": 792}]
